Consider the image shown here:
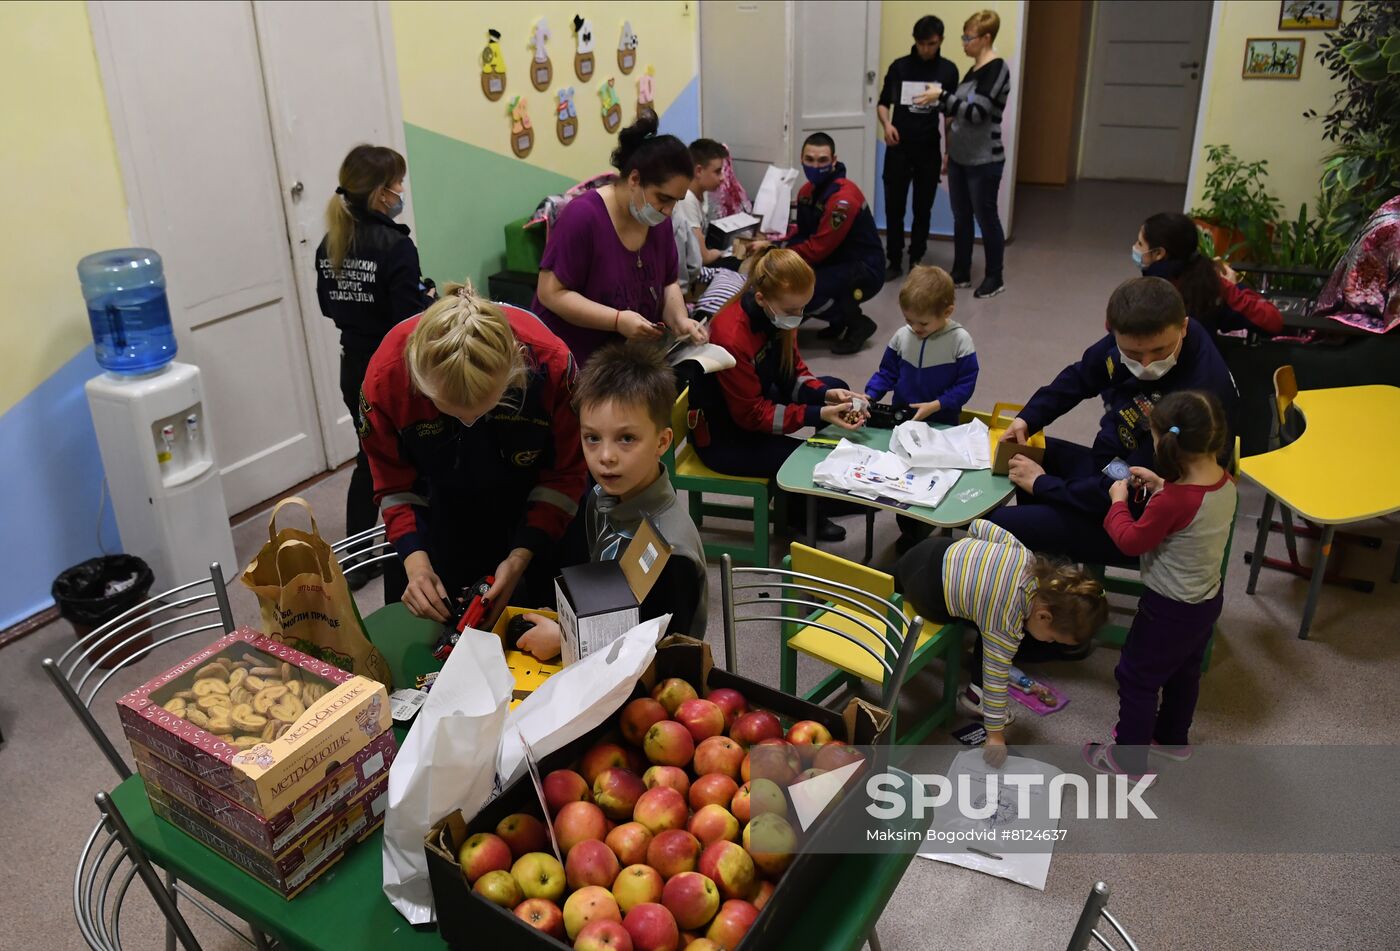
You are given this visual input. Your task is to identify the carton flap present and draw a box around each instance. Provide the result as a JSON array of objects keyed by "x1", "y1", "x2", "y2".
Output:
[{"x1": 619, "y1": 517, "x2": 673, "y2": 603}]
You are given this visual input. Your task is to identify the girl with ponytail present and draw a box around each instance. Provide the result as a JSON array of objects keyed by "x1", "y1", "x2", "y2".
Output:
[
  {"x1": 1091, "y1": 389, "x2": 1236, "y2": 782},
  {"x1": 1134, "y1": 212, "x2": 1282, "y2": 338},
  {"x1": 694, "y1": 246, "x2": 868, "y2": 541},
  {"x1": 316, "y1": 144, "x2": 434, "y2": 586}
]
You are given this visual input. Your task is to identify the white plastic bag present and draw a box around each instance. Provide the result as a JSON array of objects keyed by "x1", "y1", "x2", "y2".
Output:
[
  {"x1": 751, "y1": 165, "x2": 799, "y2": 235},
  {"x1": 812, "y1": 439, "x2": 962, "y2": 509},
  {"x1": 892, "y1": 419, "x2": 991, "y2": 471},
  {"x1": 382, "y1": 629, "x2": 514, "y2": 924}
]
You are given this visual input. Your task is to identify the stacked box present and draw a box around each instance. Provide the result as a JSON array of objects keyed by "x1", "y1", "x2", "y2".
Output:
[{"x1": 116, "y1": 628, "x2": 397, "y2": 897}]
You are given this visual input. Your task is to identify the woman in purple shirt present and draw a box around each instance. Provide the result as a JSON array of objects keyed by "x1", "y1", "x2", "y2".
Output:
[{"x1": 534, "y1": 116, "x2": 707, "y2": 364}]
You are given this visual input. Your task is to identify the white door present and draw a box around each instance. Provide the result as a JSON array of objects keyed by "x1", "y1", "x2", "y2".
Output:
[
  {"x1": 89, "y1": 0, "x2": 325, "y2": 514},
  {"x1": 1078, "y1": 0, "x2": 1212, "y2": 182},
  {"x1": 793, "y1": 1, "x2": 882, "y2": 202},
  {"x1": 699, "y1": 1, "x2": 793, "y2": 197},
  {"x1": 252, "y1": 0, "x2": 412, "y2": 468}
]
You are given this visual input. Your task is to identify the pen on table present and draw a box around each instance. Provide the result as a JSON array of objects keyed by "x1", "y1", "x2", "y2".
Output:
[{"x1": 965, "y1": 846, "x2": 1003, "y2": 861}]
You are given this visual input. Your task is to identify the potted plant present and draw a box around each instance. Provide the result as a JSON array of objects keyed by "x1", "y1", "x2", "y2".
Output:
[{"x1": 1190, "y1": 144, "x2": 1282, "y2": 262}]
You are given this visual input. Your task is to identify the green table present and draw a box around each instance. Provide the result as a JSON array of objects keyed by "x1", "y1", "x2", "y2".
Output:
[
  {"x1": 111, "y1": 603, "x2": 916, "y2": 950},
  {"x1": 777, "y1": 424, "x2": 1015, "y2": 558}
]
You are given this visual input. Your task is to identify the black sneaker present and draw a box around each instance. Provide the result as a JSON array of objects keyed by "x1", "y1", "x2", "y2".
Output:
[
  {"x1": 344, "y1": 556, "x2": 384, "y2": 591},
  {"x1": 831, "y1": 314, "x2": 878, "y2": 355},
  {"x1": 816, "y1": 517, "x2": 846, "y2": 542},
  {"x1": 884, "y1": 261, "x2": 903, "y2": 282},
  {"x1": 950, "y1": 272, "x2": 972, "y2": 289},
  {"x1": 815, "y1": 321, "x2": 844, "y2": 339},
  {"x1": 973, "y1": 276, "x2": 1005, "y2": 299}
]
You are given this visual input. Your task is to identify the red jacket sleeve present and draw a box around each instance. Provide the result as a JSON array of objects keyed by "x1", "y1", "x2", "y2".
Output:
[
  {"x1": 359, "y1": 361, "x2": 432, "y2": 560},
  {"x1": 511, "y1": 346, "x2": 587, "y2": 555},
  {"x1": 1220, "y1": 277, "x2": 1283, "y2": 334},
  {"x1": 788, "y1": 181, "x2": 861, "y2": 265},
  {"x1": 1103, "y1": 488, "x2": 1198, "y2": 557}
]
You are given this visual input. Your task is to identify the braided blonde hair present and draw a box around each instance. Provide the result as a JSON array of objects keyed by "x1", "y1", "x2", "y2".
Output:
[
  {"x1": 405, "y1": 282, "x2": 528, "y2": 411},
  {"x1": 1028, "y1": 558, "x2": 1108, "y2": 643}
]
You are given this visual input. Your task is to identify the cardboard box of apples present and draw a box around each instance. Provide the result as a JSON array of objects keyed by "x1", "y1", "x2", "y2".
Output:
[{"x1": 425, "y1": 636, "x2": 890, "y2": 951}]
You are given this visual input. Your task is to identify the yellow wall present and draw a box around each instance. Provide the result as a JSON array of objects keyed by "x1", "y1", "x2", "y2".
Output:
[
  {"x1": 391, "y1": 1, "x2": 697, "y2": 182},
  {"x1": 879, "y1": 1, "x2": 1024, "y2": 86},
  {"x1": 0, "y1": 1, "x2": 130, "y2": 415},
  {"x1": 1188, "y1": 1, "x2": 1346, "y2": 216}
]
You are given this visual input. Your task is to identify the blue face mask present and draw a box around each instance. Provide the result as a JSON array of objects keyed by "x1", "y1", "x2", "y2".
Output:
[
  {"x1": 1131, "y1": 246, "x2": 1145, "y2": 269},
  {"x1": 803, "y1": 164, "x2": 831, "y2": 185},
  {"x1": 385, "y1": 189, "x2": 405, "y2": 219}
]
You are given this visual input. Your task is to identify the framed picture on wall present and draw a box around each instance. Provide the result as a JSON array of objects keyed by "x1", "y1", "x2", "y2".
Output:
[
  {"x1": 1243, "y1": 37, "x2": 1305, "y2": 79},
  {"x1": 1279, "y1": 1, "x2": 1342, "y2": 30}
]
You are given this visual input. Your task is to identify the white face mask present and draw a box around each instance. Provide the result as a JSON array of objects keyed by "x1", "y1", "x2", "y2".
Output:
[
  {"x1": 1121, "y1": 337, "x2": 1182, "y2": 381},
  {"x1": 761, "y1": 300, "x2": 803, "y2": 331},
  {"x1": 628, "y1": 188, "x2": 668, "y2": 227}
]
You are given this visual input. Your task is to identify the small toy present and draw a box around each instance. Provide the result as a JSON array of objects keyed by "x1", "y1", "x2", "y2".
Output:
[
  {"x1": 866, "y1": 402, "x2": 915, "y2": 429},
  {"x1": 432, "y1": 575, "x2": 495, "y2": 660},
  {"x1": 618, "y1": 20, "x2": 638, "y2": 73},
  {"x1": 529, "y1": 18, "x2": 553, "y2": 91},
  {"x1": 573, "y1": 15, "x2": 596, "y2": 81},
  {"x1": 481, "y1": 28, "x2": 506, "y2": 100}
]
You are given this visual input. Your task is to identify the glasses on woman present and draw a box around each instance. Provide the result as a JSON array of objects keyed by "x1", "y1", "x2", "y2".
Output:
[{"x1": 961, "y1": 34, "x2": 980, "y2": 43}]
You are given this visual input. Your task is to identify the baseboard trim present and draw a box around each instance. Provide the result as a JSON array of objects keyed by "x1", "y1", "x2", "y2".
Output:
[{"x1": 0, "y1": 605, "x2": 61, "y2": 650}]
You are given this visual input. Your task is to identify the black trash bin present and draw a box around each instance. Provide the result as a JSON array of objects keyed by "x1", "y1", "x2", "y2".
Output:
[{"x1": 52, "y1": 555, "x2": 156, "y2": 669}]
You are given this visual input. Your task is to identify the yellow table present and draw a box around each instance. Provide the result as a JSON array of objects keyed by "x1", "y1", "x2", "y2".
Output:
[{"x1": 1240, "y1": 385, "x2": 1400, "y2": 638}]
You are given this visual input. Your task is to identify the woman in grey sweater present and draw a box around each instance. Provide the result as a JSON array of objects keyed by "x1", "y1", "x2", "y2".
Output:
[{"x1": 916, "y1": 10, "x2": 1011, "y2": 299}]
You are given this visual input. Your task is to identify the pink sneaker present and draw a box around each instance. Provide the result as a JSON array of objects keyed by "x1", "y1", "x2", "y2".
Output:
[
  {"x1": 1081, "y1": 742, "x2": 1157, "y2": 787},
  {"x1": 1110, "y1": 728, "x2": 1193, "y2": 762}
]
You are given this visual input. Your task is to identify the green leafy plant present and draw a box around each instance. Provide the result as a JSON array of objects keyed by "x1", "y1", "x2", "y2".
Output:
[
  {"x1": 1269, "y1": 201, "x2": 1347, "y2": 292},
  {"x1": 1304, "y1": 1, "x2": 1400, "y2": 244},
  {"x1": 1190, "y1": 144, "x2": 1282, "y2": 260}
]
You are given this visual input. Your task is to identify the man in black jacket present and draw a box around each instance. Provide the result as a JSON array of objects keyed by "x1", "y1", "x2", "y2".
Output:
[{"x1": 877, "y1": 15, "x2": 960, "y2": 281}]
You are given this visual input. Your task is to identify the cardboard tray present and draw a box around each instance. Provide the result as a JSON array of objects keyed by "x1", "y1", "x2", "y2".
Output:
[
  {"x1": 987, "y1": 402, "x2": 1046, "y2": 475},
  {"x1": 424, "y1": 635, "x2": 892, "y2": 951}
]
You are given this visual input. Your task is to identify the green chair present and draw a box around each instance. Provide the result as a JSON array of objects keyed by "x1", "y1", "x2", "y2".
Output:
[{"x1": 664, "y1": 387, "x2": 784, "y2": 568}]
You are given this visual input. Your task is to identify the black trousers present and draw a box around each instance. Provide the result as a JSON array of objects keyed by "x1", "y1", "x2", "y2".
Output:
[
  {"x1": 339, "y1": 347, "x2": 379, "y2": 556},
  {"x1": 947, "y1": 159, "x2": 1005, "y2": 280},
  {"x1": 882, "y1": 144, "x2": 940, "y2": 265}
]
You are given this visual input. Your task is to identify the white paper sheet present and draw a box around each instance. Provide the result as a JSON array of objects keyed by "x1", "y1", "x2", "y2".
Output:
[
  {"x1": 811, "y1": 439, "x2": 962, "y2": 509},
  {"x1": 710, "y1": 211, "x2": 760, "y2": 234},
  {"x1": 899, "y1": 80, "x2": 938, "y2": 109}
]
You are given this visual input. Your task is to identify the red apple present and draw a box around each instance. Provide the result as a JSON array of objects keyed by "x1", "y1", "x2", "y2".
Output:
[
  {"x1": 650, "y1": 678, "x2": 699, "y2": 716},
  {"x1": 683, "y1": 940, "x2": 724, "y2": 951},
  {"x1": 576, "y1": 918, "x2": 635, "y2": 951},
  {"x1": 605, "y1": 821, "x2": 653, "y2": 867},
  {"x1": 730, "y1": 783, "x2": 752, "y2": 823},
  {"x1": 706, "y1": 900, "x2": 759, "y2": 949},
  {"x1": 515, "y1": 898, "x2": 566, "y2": 939},
  {"x1": 633, "y1": 786, "x2": 688, "y2": 835},
  {"x1": 747, "y1": 777, "x2": 788, "y2": 819},
  {"x1": 662, "y1": 871, "x2": 721, "y2": 931},
  {"x1": 495, "y1": 813, "x2": 549, "y2": 859},
  {"x1": 471, "y1": 869, "x2": 522, "y2": 908},
  {"x1": 687, "y1": 804, "x2": 740, "y2": 847},
  {"x1": 674, "y1": 699, "x2": 725, "y2": 743},
  {"x1": 623, "y1": 901, "x2": 681, "y2": 951},
  {"x1": 743, "y1": 814, "x2": 798, "y2": 877},
  {"x1": 698, "y1": 840, "x2": 756, "y2": 901},
  {"x1": 704, "y1": 688, "x2": 749, "y2": 730},
  {"x1": 555, "y1": 801, "x2": 608, "y2": 854},
  {"x1": 544, "y1": 769, "x2": 592, "y2": 813},
  {"x1": 564, "y1": 885, "x2": 623, "y2": 941},
  {"x1": 620, "y1": 697, "x2": 670, "y2": 746},
  {"x1": 751, "y1": 880, "x2": 775, "y2": 911},
  {"x1": 613, "y1": 863, "x2": 665, "y2": 913},
  {"x1": 786, "y1": 719, "x2": 834, "y2": 764},
  {"x1": 582, "y1": 743, "x2": 633, "y2": 787},
  {"x1": 795, "y1": 767, "x2": 827, "y2": 783},
  {"x1": 457, "y1": 832, "x2": 512, "y2": 883},
  {"x1": 511, "y1": 851, "x2": 566, "y2": 902},
  {"x1": 686, "y1": 773, "x2": 738, "y2": 812},
  {"x1": 567, "y1": 838, "x2": 622, "y2": 890},
  {"x1": 646, "y1": 828, "x2": 702, "y2": 879},
  {"x1": 643, "y1": 720, "x2": 695, "y2": 768},
  {"x1": 750, "y1": 739, "x2": 801, "y2": 785},
  {"x1": 642, "y1": 765, "x2": 691, "y2": 800},
  {"x1": 692, "y1": 736, "x2": 744, "y2": 781},
  {"x1": 729, "y1": 710, "x2": 782, "y2": 748},
  {"x1": 813, "y1": 741, "x2": 865, "y2": 773},
  {"x1": 594, "y1": 767, "x2": 646, "y2": 821}
]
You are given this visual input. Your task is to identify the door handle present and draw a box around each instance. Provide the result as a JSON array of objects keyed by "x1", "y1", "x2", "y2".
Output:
[
  {"x1": 1179, "y1": 60, "x2": 1200, "y2": 69},
  {"x1": 290, "y1": 181, "x2": 304, "y2": 200},
  {"x1": 866, "y1": 70, "x2": 876, "y2": 83}
]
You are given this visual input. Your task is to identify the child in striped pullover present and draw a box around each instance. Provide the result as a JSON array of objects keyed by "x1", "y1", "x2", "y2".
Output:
[{"x1": 896, "y1": 519, "x2": 1107, "y2": 765}]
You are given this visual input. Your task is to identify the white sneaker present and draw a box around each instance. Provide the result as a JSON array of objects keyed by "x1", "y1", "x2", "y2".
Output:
[{"x1": 957, "y1": 684, "x2": 1016, "y2": 724}]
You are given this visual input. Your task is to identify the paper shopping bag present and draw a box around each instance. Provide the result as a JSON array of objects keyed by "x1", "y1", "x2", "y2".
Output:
[
  {"x1": 240, "y1": 497, "x2": 393, "y2": 688},
  {"x1": 383, "y1": 629, "x2": 514, "y2": 924}
]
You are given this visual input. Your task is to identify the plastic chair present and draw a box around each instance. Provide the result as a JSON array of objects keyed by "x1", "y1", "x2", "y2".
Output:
[
  {"x1": 665, "y1": 387, "x2": 784, "y2": 568},
  {"x1": 1065, "y1": 881, "x2": 1140, "y2": 951},
  {"x1": 721, "y1": 549, "x2": 950, "y2": 744}
]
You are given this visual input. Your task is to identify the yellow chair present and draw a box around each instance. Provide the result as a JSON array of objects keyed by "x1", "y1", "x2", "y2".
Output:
[
  {"x1": 720, "y1": 546, "x2": 961, "y2": 745},
  {"x1": 665, "y1": 387, "x2": 784, "y2": 568}
]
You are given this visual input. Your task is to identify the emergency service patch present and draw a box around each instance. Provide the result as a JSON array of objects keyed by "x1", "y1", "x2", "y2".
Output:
[
  {"x1": 1117, "y1": 424, "x2": 1137, "y2": 450},
  {"x1": 357, "y1": 392, "x2": 372, "y2": 437},
  {"x1": 512, "y1": 449, "x2": 543, "y2": 467},
  {"x1": 1105, "y1": 354, "x2": 1115, "y2": 378}
]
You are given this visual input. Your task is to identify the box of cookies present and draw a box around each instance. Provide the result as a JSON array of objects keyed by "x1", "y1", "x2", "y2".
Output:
[
  {"x1": 131, "y1": 729, "x2": 396, "y2": 855},
  {"x1": 117, "y1": 628, "x2": 392, "y2": 817}
]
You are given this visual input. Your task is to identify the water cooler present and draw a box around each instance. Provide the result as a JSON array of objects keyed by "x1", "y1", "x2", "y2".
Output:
[{"x1": 80, "y1": 249, "x2": 237, "y2": 591}]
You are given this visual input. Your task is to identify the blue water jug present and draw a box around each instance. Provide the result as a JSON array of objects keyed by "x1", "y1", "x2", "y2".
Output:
[{"x1": 78, "y1": 248, "x2": 178, "y2": 374}]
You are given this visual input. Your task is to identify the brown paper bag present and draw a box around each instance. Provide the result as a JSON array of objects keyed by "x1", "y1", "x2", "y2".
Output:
[{"x1": 241, "y1": 497, "x2": 393, "y2": 688}]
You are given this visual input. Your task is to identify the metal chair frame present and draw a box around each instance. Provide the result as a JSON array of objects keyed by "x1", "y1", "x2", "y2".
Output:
[
  {"x1": 1065, "y1": 881, "x2": 1141, "y2": 951},
  {"x1": 332, "y1": 524, "x2": 399, "y2": 581}
]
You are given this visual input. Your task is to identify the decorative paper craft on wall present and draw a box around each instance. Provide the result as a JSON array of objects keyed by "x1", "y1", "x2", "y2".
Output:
[
  {"x1": 573, "y1": 15, "x2": 596, "y2": 82},
  {"x1": 481, "y1": 28, "x2": 506, "y2": 101},
  {"x1": 529, "y1": 18, "x2": 553, "y2": 91},
  {"x1": 556, "y1": 87, "x2": 578, "y2": 145},
  {"x1": 618, "y1": 21, "x2": 638, "y2": 74},
  {"x1": 1242, "y1": 37, "x2": 1304, "y2": 79},
  {"x1": 637, "y1": 65, "x2": 657, "y2": 122},
  {"x1": 509, "y1": 96, "x2": 535, "y2": 157},
  {"x1": 599, "y1": 79, "x2": 622, "y2": 133}
]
